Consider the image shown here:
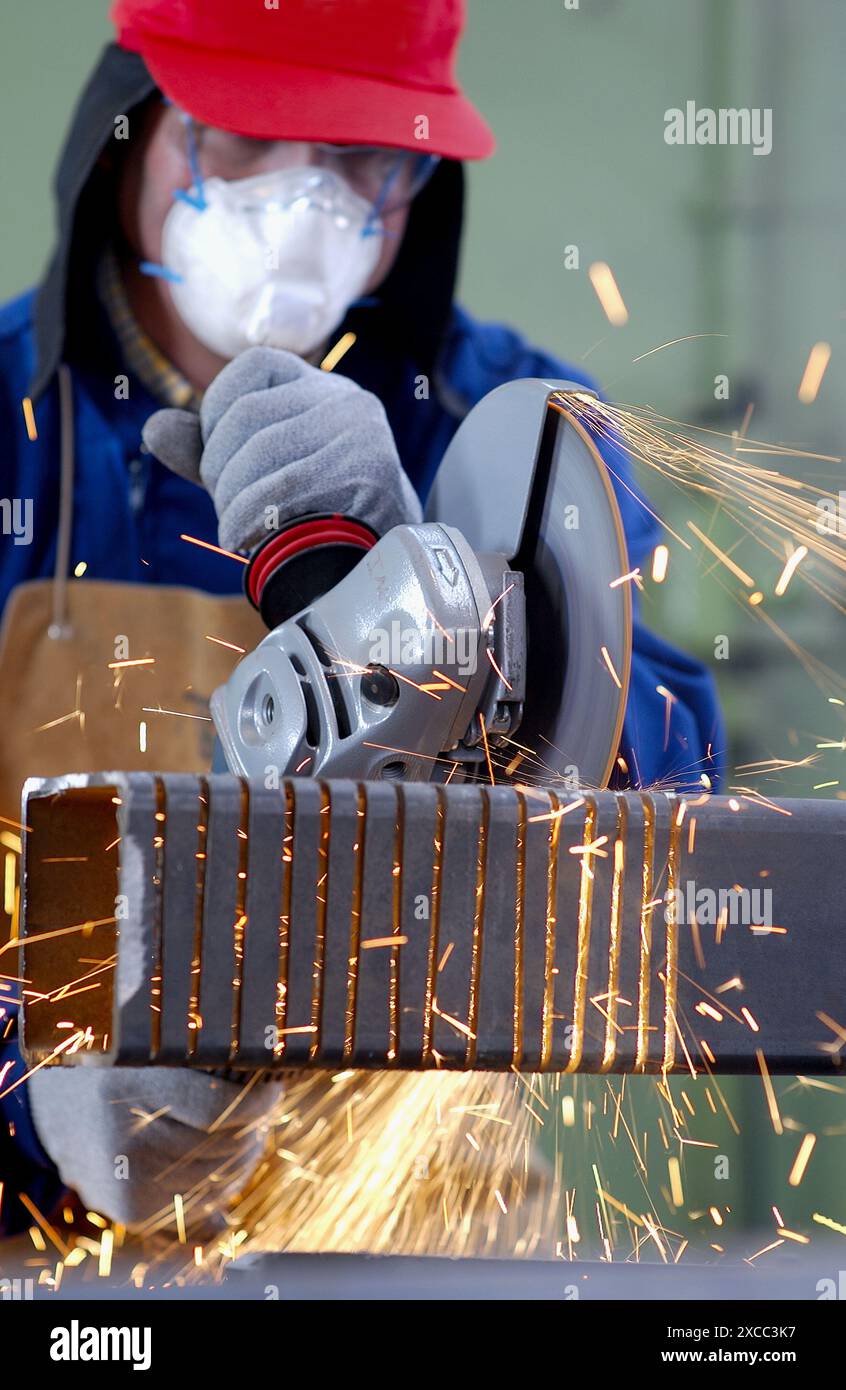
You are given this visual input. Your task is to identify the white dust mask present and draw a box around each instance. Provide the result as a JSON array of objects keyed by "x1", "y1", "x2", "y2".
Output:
[{"x1": 160, "y1": 167, "x2": 383, "y2": 359}]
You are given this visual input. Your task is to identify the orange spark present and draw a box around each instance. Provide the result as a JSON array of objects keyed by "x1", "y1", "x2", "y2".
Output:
[
  {"x1": 478, "y1": 712, "x2": 495, "y2": 786},
  {"x1": 22, "y1": 397, "x2": 37, "y2": 441},
  {"x1": 205, "y1": 635, "x2": 246, "y2": 654},
  {"x1": 756, "y1": 1048, "x2": 783, "y2": 1135},
  {"x1": 788, "y1": 1133, "x2": 816, "y2": 1187},
  {"x1": 430, "y1": 669, "x2": 466, "y2": 694},
  {"x1": 813, "y1": 1212, "x2": 846, "y2": 1238},
  {"x1": 774, "y1": 545, "x2": 807, "y2": 596},
  {"x1": 142, "y1": 705, "x2": 212, "y2": 722},
  {"x1": 687, "y1": 520, "x2": 755, "y2": 588},
  {"x1": 485, "y1": 647, "x2": 512, "y2": 691},
  {"x1": 600, "y1": 645, "x2": 622, "y2": 689},
  {"x1": 588, "y1": 262, "x2": 629, "y2": 326},
  {"x1": 569, "y1": 834, "x2": 609, "y2": 860},
  {"x1": 320, "y1": 331, "x2": 357, "y2": 373},
  {"x1": 481, "y1": 581, "x2": 515, "y2": 633},
  {"x1": 180, "y1": 534, "x2": 248, "y2": 564},
  {"x1": 651, "y1": 544, "x2": 669, "y2": 583},
  {"x1": 388, "y1": 668, "x2": 442, "y2": 701},
  {"x1": 797, "y1": 341, "x2": 831, "y2": 403},
  {"x1": 610, "y1": 567, "x2": 642, "y2": 589}
]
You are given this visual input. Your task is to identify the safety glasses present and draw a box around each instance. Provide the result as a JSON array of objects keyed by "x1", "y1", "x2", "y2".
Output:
[{"x1": 171, "y1": 107, "x2": 440, "y2": 217}]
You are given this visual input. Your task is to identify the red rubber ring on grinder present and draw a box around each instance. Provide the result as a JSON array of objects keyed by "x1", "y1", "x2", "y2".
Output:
[{"x1": 247, "y1": 515, "x2": 376, "y2": 608}]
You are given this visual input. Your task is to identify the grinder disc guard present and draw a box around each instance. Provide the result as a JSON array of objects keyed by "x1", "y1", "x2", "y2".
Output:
[{"x1": 426, "y1": 381, "x2": 631, "y2": 788}]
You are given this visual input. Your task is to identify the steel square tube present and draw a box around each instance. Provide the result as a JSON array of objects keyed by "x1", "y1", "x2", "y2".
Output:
[{"x1": 20, "y1": 775, "x2": 845, "y2": 1074}]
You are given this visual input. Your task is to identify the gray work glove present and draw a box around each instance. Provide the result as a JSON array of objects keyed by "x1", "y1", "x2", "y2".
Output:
[
  {"x1": 29, "y1": 1065, "x2": 278, "y2": 1235},
  {"x1": 142, "y1": 346, "x2": 422, "y2": 554}
]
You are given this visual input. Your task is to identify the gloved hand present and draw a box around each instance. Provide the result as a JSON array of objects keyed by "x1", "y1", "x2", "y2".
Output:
[
  {"x1": 28, "y1": 1064, "x2": 278, "y2": 1235},
  {"x1": 142, "y1": 346, "x2": 422, "y2": 554}
]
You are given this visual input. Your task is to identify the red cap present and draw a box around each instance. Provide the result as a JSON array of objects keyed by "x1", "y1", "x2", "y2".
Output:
[{"x1": 112, "y1": 0, "x2": 495, "y2": 160}]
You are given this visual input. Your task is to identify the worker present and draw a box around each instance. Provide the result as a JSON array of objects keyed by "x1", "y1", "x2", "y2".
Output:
[{"x1": 0, "y1": 0, "x2": 724, "y2": 1236}]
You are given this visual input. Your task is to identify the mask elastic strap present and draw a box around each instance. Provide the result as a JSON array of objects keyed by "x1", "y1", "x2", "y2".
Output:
[
  {"x1": 174, "y1": 112, "x2": 208, "y2": 211},
  {"x1": 363, "y1": 154, "x2": 406, "y2": 236},
  {"x1": 138, "y1": 260, "x2": 183, "y2": 283},
  {"x1": 411, "y1": 153, "x2": 440, "y2": 190},
  {"x1": 140, "y1": 109, "x2": 207, "y2": 282}
]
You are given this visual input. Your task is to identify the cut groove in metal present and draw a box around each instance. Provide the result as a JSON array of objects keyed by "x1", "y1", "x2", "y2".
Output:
[
  {"x1": 151, "y1": 777, "x2": 166, "y2": 1058},
  {"x1": 275, "y1": 782, "x2": 294, "y2": 1059},
  {"x1": 389, "y1": 790, "x2": 404, "y2": 1062},
  {"x1": 343, "y1": 786, "x2": 366, "y2": 1060},
  {"x1": 512, "y1": 791, "x2": 527, "y2": 1067},
  {"x1": 539, "y1": 790, "x2": 560, "y2": 1070},
  {"x1": 309, "y1": 786, "x2": 331, "y2": 1061},
  {"x1": 187, "y1": 778, "x2": 209, "y2": 1056},
  {"x1": 565, "y1": 796, "x2": 598, "y2": 1073},
  {"x1": 663, "y1": 797, "x2": 681, "y2": 1073},
  {"x1": 636, "y1": 793, "x2": 655, "y2": 1071},
  {"x1": 422, "y1": 788, "x2": 445, "y2": 1064},
  {"x1": 465, "y1": 789, "x2": 490, "y2": 1068},
  {"x1": 602, "y1": 795, "x2": 627, "y2": 1072},
  {"x1": 230, "y1": 779, "x2": 250, "y2": 1060}
]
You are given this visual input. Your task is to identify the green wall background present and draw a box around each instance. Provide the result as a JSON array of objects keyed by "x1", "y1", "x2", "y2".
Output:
[{"x1": 2, "y1": 0, "x2": 845, "y2": 1256}]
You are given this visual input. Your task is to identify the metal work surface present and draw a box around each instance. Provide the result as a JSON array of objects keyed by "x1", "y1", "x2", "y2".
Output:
[
  {"x1": 221, "y1": 1248, "x2": 833, "y2": 1301},
  {"x1": 0, "y1": 1241, "x2": 832, "y2": 1301},
  {"x1": 21, "y1": 773, "x2": 843, "y2": 1073}
]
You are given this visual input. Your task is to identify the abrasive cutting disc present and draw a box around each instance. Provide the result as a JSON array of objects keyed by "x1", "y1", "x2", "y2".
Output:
[
  {"x1": 425, "y1": 381, "x2": 631, "y2": 789},
  {"x1": 514, "y1": 398, "x2": 631, "y2": 788}
]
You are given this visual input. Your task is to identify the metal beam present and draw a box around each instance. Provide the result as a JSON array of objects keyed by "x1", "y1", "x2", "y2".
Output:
[{"x1": 20, "y1": 773, "x2": 842, "y2": 1073}]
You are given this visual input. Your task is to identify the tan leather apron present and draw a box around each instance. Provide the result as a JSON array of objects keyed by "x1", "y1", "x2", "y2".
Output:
[{"x1": 0, "y1": 365, "x2": 264, "y2": 941}]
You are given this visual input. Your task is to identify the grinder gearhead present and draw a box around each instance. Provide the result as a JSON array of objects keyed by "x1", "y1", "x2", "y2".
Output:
[{"x1": 212, "y1": 379, "x2": 632, "y2": 789}]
